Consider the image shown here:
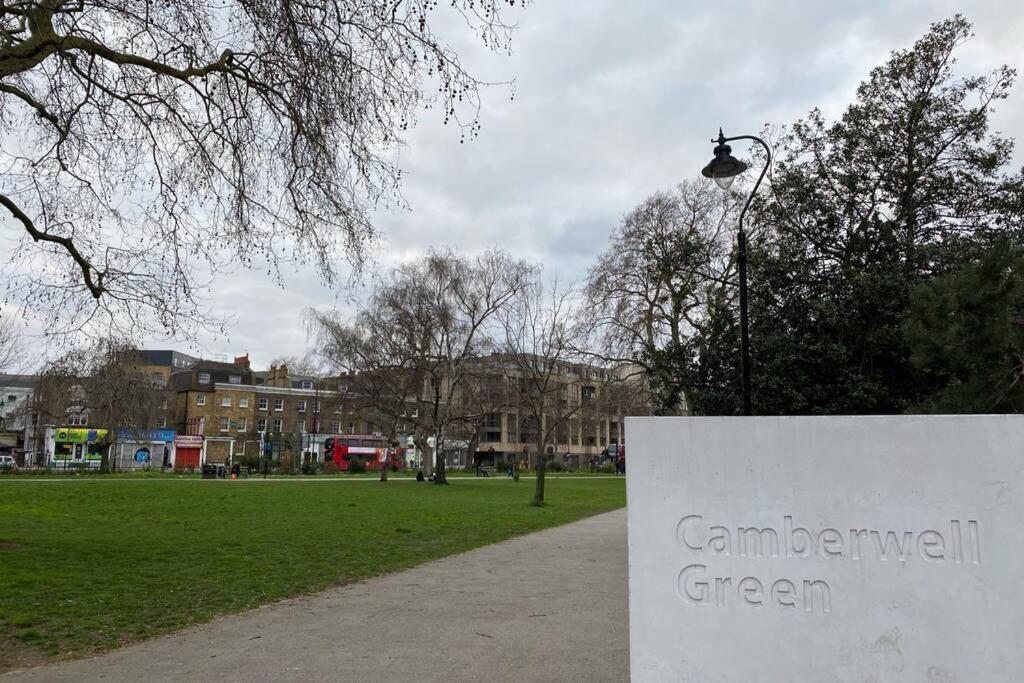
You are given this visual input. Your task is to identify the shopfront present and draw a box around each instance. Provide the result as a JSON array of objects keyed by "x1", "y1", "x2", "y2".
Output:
[
  {"x1": 51, "y1": 427, "x2": 108, "y2": 469},
  {"x1": 174, "y1": 434, "x2": 203, "y2": 471},
  {"x1": 115, "y1": 428, "x2": 176, "y2": 471}
]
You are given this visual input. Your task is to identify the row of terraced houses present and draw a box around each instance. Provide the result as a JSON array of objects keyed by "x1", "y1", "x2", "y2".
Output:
[{"x1": 0, "y1": 349, "x2": 647, "y2": 471}]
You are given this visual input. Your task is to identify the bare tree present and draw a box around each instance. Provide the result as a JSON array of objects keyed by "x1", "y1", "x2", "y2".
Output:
[
  {"x1": 497, "y1": 277, "x2": 587, "y2": 506},
  {"x1": 0, "y1": 314, "x2": 24, "y2": 374},
  {"x1": 269, "y1": 353, "x2": 325, "y2": 378},
  {"x1": 585, "y1": 179, "x2": 741, "y2": 414},
  {"x1": 1, "y1": 1, "x2": 527, "y2": 339},
  {"x1": 313, "y1": 249, "x2": 530, "y2": 484},
  {"x1": 35, "y1": 339, "x2": 167, "y2": 470}
]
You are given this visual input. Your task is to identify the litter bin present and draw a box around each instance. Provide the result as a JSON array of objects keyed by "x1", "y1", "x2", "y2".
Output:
[{"x1": 201, "y1": 464, "x2": 217, "y2": 479}]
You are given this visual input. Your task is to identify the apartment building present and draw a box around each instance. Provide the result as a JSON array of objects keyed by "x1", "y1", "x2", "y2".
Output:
[
  {"x1": 467, "y1": 355, "x2": 648, "y2": 468},
  {"x1": 169, "y1": 360, "x2": 369, "y2": 468},
  {"x1": 0, "y1": 374, "x2": 38, "y2": 460}
]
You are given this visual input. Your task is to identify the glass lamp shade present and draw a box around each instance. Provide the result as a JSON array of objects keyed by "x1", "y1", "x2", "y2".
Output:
[{"x1": 714, "y1": 174, "x2": 736, "y2": 190}]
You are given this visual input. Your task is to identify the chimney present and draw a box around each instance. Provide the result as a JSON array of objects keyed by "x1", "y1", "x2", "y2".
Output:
[
  {"x1": 234, "y1": 353, "x2": 250, "y2": 369},
  {"x1": 266, "y1": 363, "x2": 289, "y2": 387}
]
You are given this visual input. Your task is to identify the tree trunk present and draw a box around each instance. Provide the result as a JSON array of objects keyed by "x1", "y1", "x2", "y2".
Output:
[
  {"x1": 378, "y1": 431, "x2": 389, "y2": 481},
  {"x1": 434, "y1": 436, "x2": 448, "y2": 485},
  {"x1": 422, "y1": 440, "x2": 433, "y2": 478},
  {"x1": 102, "y1": 435, "x2": 116, "y2": 473},
  {"x1": 466, "y1": 431, "x2": 480, "y2": 473},
  {"x1": 531, "y1": 434, "x2": 546, "y2": 506}
]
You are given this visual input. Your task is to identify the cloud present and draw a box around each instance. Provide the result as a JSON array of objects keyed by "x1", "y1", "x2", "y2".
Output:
[{"x1": 126, "y1": 0, "x2": 1023, "y2": 366}]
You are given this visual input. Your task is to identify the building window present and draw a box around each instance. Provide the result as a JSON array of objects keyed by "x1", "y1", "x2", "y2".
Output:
[
  {"x1": 160, "y1": 398, "x2": 168, "y2": 409},
  {"x1": 301, "y1": 380, "x2": 313, "y2": 389},
  {"x1": 237, "y1": 417, "x2": 247, "y2": 431},
  {"x1": 257, "y1": 418, "x2": 267, "y2": 432},
  {"x1": 312, "y1": 420, "x2": 319, "y2": 433},
  {"x1": 274, "y1": 399, "x2": 284, "y2": 411},
  {"x1": 272, "y1": 418, "x2": 283, "y2": 432},
  {"x1": 229, "y1": 375, "x2": 241, "y2": 385},
  {"x1": 239, "y1": 398, "x2": 249, "y2": 408},
  {"x1": 151, "y1": 372, "x2": 165, "y2": 387},
  {"x1": 329, "y1": 421, "x2": 340, "y2": 433},
  {"x1": 296, "y1": 419, "x2": 306, "y2": 433},
  {"x1": 411, "y1": 407, "x2": 418, "y2": 418},
  {"x1": 297, "y1": 400, "x2": 307, "y2": 413},
  {"x1": 219, "y1": 416, "x2": 229, "y2": 432},
  {"x1": 313, "y1": 401, "x2": 320, "y2": 413},
  {"x1": 199, "y1": 372, "x2": 211, "y2": 384},
  {"x1": 68, "y1": 414, "x2": 88, "y2": 426},
  {"x1": 258, "y1": 397, "x2": 268, "y2": 410},
  {"x1": 156, "y1": 417, "x2": 167, "y2": 428},
  {"x1": 346, "y1": 423, "x2": 355, "y2": 435},
  {"x1": 221, "y1": 396, "x2": 231, "y2": 407},
  {"x1": 196, "y1": 394, "x2": 206, "y2": 406},
  {"x1": 335, "y1": 404, "x2": 343, "y2": 414}
]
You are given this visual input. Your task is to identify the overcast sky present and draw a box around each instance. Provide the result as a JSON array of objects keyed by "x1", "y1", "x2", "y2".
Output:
[{"x1": 158, "y1": 0, "x2": 1024, "y2": 368}]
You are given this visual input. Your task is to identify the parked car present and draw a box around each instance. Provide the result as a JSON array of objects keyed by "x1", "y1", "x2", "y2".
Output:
[{"x1": 0, "y1": 454, "x2": 17, "y2": 471}]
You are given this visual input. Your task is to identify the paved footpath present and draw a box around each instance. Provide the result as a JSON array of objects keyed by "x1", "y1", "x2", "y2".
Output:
[{"x1": 6, "y1": 509, "x2": 628, "y2": 683}]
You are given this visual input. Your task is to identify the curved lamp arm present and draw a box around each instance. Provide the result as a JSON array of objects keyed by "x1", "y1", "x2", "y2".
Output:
[{"x1": 714, "y1": 134, "x2": 771, "y2": 234}]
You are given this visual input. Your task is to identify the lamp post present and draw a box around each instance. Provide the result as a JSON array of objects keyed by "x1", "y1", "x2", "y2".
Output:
[{"x1": 701, "y1": 129, "x2": 771, "y2": 416}]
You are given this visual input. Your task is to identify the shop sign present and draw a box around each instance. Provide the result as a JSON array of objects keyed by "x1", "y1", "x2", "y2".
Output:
[
  {"x1": 117, "y1": 428, "x2": 176, "y2": 443},
  {"x1": 174, "y1": 435, "x2": 203, "y2": 447},
  {"x1": 55, "y1": 428, "x2": 108, "y2": 443}
]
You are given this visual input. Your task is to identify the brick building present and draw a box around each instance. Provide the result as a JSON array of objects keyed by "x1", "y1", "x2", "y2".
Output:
[{"x1": 167, "y1": 359, "x2": 370, "y2": 468}]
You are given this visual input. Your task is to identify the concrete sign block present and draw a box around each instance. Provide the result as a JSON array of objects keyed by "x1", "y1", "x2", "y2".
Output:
[{"x1": 625, "y1": 415, "x2": 1024, "y2": 682}]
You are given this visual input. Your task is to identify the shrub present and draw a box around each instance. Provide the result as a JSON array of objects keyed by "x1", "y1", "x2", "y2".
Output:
[
  {"x1": 324, "y1": 461, "x2": 339, "y2": 474},
  {"x1": 278, "y1": 452, "x2": 295, "y2": 474},
  {"x1": 549, "y1": 461, "x2": 566, "y2": 472},
  {"x1": 598, "y1": 463, "x2": 615, "y2": 474},
  {"x1": 238, "y1": 454, "x2": 261, "y2": 471},
  {"x1": 347, "y1": 457, "x2": 366, "y2": 474}
]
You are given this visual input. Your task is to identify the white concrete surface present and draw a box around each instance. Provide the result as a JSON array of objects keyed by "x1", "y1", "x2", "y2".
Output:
[{"x1": 626, "y1": 415, "x2": 1024, "y2": 682}]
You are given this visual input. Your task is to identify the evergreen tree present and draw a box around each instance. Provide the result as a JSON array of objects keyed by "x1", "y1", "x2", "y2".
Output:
[
  {"x1": 689, "y1": 15, "x2": 1023, "y2": 415},
  {"x1": 905, "y1": 243, "x2": 1024, "y2": 413}
]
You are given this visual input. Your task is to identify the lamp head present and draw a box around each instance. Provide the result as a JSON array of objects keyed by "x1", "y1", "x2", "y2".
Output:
[{"x1": 701, "y1": 129, "x2": 748, "y2": 190}]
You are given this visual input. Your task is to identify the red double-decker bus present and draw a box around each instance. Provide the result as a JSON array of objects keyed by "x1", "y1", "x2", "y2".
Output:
[{"x1": 323, "y1": 435, "x2": 402, "y2": 471}]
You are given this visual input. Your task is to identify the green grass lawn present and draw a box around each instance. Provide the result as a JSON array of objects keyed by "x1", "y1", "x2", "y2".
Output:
[{"x1": 0, "y1": 477, "x2": 625, "y2": 671}]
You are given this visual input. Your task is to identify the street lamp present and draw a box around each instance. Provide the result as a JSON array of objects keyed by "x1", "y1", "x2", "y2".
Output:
[{"x1": 701, "y1": 129, "x2": 772, "y2": 416}]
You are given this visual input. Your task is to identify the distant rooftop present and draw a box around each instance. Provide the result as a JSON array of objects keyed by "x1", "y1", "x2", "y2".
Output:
[
  {"x1": 0, "y1": 374, "x2": 37, "y2": 389},
  {"x1": 137, "y1": 350, "x2": 200, "y2": 369}
]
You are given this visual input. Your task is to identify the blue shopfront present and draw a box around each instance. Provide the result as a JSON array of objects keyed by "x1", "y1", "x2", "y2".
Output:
[{"x1": 114, "y1": 428, "x2": 177, "y2": 470}]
